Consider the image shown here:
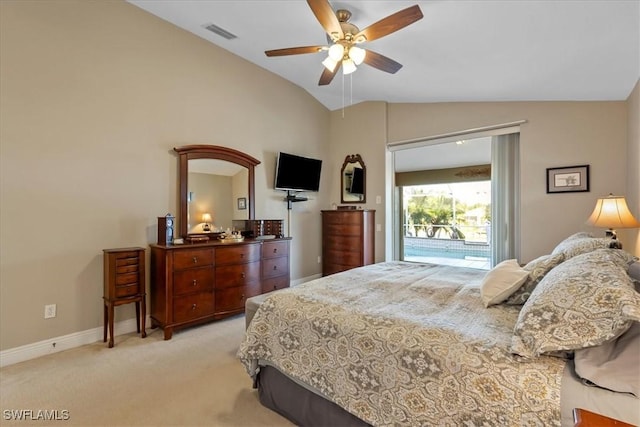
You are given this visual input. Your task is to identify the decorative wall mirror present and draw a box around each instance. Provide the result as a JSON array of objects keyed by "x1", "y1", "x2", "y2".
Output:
[
  {"x1": 174, "y1": 145, "x2": 260, "y2": 239},
  {"x1": 341, "y1": 154, "x2": 366, "y2": 204}
]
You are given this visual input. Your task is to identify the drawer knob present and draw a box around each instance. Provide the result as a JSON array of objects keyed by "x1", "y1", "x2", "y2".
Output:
[
  {"x1": 273, "y1": 266, "x2": 277, "y2": 270},
  {"x1": 241, "y1": 294, "x2": 245, "y2": 300},
  {"x1": 240, "y1": 253, "x2": 244, "y2": 258},
  {"x1": 273, "y1": 285, "x2": 277, "y2": 290},
  {"x1": 241, "y1": 272, "x2": 245, "y2": 278},
  {"x1": 191, "y1": 304, "x2": 197, "y2": 310},
  {"x1": 192, "y1": 257, "x2": 198, "y2": 263},
  {"x1": 273, "y1": 248, "x2": 277, "y2": 253},
  {"x1": 192, "y1": 279, "x2": 197, "y2": 286}
]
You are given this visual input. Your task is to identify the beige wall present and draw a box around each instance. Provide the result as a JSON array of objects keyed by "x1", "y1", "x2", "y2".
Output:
[
  {"x1": 0, "y1": 0, "x2": 330, "y2": 350},
  {"x1": 626, "y1": 79, "x2": 640, "y2": 255},
  {"x1": 327, "y1": 101, "x2": 631, "y2": 263}
]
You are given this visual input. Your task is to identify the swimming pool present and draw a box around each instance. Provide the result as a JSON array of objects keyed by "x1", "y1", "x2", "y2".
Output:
[{"x1": 403, "y1": 245, "x2": 490, "y2": 260}]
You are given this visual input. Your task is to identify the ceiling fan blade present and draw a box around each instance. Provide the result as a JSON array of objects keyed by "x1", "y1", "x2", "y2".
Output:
[
  {"x1": 319, "y1": 62, "x2": 341, "y2": 85},
  {"x1": 363, "y1": 49, "x2": 403, "y2": 74},
  {"x1": 307, "y1": 0, "x2": 344, "y2": 41},
  {"x1": 354, "y1": 5, "x2": 423, "y2": 43},
  {"x1": 265, "y1": 46, "x2": 326, "y2": 57}
]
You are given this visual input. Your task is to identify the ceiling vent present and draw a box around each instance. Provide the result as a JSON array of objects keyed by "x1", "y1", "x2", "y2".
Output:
[{"x1": 202, "y1": 23, "x2": 237, "y2": 40}]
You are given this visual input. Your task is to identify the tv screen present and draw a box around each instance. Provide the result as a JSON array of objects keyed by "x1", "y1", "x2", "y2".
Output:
[
  {"x1": 274, "y1": 152, "x2": 322, "y2": 192},
  {"x1": 349, "y1": 167, "x2": 364, "y2": 195}
]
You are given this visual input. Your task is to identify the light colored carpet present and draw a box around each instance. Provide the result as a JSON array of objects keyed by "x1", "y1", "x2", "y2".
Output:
[{"x1": 0, "y1": 315, "x2": 294, "y2": 426}]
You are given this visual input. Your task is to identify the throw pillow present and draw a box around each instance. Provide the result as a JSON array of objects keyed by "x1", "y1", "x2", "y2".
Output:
[
  {"x1": 480, "y1": 259, "x2": 529, "y2": 307},
  {"x1": 511, "y1": 249, "x2": 640, "y2": 358}
]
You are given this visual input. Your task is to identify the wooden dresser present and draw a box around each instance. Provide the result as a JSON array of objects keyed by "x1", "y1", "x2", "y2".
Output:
[
  {"x1": 322, "y1": 210, "x2": 375, "y2": 276},
  {"x1": 150, "y1": 238, "x2": 290, "y2": 339}
]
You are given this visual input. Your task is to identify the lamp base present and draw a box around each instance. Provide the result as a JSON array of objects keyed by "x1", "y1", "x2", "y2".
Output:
[{"x1": 605, "y1": 229, "x2": 617, "y2": 239}]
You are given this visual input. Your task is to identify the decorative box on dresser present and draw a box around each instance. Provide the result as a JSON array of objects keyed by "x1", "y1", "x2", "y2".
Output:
[
  {"x1": 322, "y1": 209, "x2": 375, "y2": 276},
  {"x1": 150, "y1": 238, "x2": 290, "y2": 340}
]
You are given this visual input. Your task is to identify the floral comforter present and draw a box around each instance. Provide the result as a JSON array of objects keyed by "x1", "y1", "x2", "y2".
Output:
[{"x1": 238, "y1": 261, "x2": 565, "y2": 426}]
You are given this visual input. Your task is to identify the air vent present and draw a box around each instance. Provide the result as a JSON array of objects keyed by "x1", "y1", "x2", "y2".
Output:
[{"x1": 202, "y1": 23, "x2": 237, "y2": 40}]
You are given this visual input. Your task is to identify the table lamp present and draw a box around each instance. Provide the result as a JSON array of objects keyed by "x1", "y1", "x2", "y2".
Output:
[
  {"x1": 202, "y1": 213, "x2": 212, "y2": 232},
  {"x1": 586, "y1": 194, "x2": 640, "y2": 239}
]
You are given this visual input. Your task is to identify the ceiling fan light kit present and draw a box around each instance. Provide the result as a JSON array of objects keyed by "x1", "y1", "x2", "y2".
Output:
[{"x1": 265, "y1": 0, "x2": 423, "y2": 85}]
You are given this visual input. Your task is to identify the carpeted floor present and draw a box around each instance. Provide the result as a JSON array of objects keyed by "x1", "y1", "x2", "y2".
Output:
[{"x1": 0, "y1": 315, "x2": 294, "y2": 426}]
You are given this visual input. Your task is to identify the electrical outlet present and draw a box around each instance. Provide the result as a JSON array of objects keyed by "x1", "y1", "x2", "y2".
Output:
[
  {"x1": 317, "y1": 256, "x2": 321, "y2": 264},
  {"x1": 44, "y1": 304, "x2": 56, "y2": 319}
]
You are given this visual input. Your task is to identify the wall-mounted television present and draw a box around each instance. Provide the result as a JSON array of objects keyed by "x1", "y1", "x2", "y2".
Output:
[
  {"x1": 274, "y1": 152, "x2": 322, "y2": 192},
  {"x1": 349, "y1": 167, "x2": 364, "y2": 195}
]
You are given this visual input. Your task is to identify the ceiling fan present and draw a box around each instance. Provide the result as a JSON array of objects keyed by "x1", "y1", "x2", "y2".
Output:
[{"x1": 265, "y1": 0, "x2": 424, "y2": 86}]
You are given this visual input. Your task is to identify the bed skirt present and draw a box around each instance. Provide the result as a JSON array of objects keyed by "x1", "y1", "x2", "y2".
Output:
[{"x1": 257, "y1": 365, "x2": 371, "y2": 427}]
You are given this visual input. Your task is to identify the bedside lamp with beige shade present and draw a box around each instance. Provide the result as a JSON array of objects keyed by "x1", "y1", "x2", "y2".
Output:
[{"x1": 586, "y1": 194, "x2": 640, "y2": 239}]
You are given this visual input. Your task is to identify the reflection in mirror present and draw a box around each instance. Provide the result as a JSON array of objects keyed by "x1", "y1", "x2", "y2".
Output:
[
  {"x1": 341, "y1": 154, "x2": 366, "y2": 204},
  {"x1": 174, "y1": 145, "x2": 260, "y2": 239},
  {"x1": 187, "y1": 159, "x2": 248, "y2": 233}
]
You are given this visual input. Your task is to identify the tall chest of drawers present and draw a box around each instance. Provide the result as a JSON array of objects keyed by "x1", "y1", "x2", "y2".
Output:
[
  {"x1": 150, "y1": 238, "x2": 290, "y2": 339},
  {"x1": 322, "y1": 210, "x2": 375, "y2": 276}
]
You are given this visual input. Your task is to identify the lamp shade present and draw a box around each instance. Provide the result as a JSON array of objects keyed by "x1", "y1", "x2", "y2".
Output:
[
  {"x1": 586, "y1": 194, "x2": 640, "y2": 229},
  {"x1": 202, "y1": 213, "x2": 212, "y2": 224},
  {"x1": 342, "y1": 59, "x2": 357, "y2": 75}
]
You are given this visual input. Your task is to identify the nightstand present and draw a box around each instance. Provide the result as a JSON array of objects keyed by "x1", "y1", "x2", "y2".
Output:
[
  {"x1": 573, "y1": 408, "x2": 635, "y2": 427},
  {"x1": 103, "y1": 247, "x2": 146, "y2": 348}
]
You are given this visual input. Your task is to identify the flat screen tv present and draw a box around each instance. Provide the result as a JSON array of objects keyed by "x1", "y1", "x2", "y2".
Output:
[
  {"x1": 349, "y1": 167, "x2": 364, "y2": 195},
  {"x1": 274, "y1": 152, "x2": 322, "y2": 192}
]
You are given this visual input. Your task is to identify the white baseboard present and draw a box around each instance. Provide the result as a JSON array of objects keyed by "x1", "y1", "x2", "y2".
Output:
[
  {"x1": 1, "y1": 274, "x2": 321, "y2": 368},
  {"x1": 0, "y1": 317, "x2": 144, "y2": 368}
]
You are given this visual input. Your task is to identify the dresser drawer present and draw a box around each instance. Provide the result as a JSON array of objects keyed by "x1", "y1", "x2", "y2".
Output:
[
  {"x1": 215, "y1": 282, "x2": 261, "y2": 312},
  {"x1": 173, "y1": 249, "x2": 214, "y2": 270},
  {"x1": 115, "y1": 272, "x2": 140, "y2": 286},
  {"x1": 324, "y1": 249, "x2": 361, "y2": 266},
  {"x1": 323, "y1": 212, "x2": 363, "y2": 225},
  {"x1": 324, "y1": 235, "x2": 362, "y2": 250},
  {"x1": 173, "y1": 267, "x2": 214, "y2": 296},
  {"x1": 324, "y1": 224, "x2": 362, "y2": 237},
  {"x1": 215, "y1": 261, "x2": 260, "y2": 289},
  {"x1": 262, "y1": 256, "x2": 289, "y2": 279},
  {"x1": 173, "y1": 292, "x2": 214, "y2": 323},
  {"x1": 114, "y1": 251, "x2": 142, "y2": 262},
  {"x1": 323, "y1": 263, "x2": 353, "y2": 276},
  {"x1": 114, "y1": 283, "x2": 140, "y2": 298},
  {"x1": 262, "y1": 276, "x2": 289, "y2": 293},
  {"x1": 261, "y1": 240, "x2": 289, "y2": 259},
  {"x1": 215, "y1": 244, "x2": 261, "y2": 266}
]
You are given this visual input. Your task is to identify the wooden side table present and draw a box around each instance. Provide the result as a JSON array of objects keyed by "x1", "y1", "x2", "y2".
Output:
[
  {"x1": 573, "y1": 408, "x2": 635, "y2": 427},
  {"x1": 103, "y1": 247, "x2": 147, "y2": 348}
]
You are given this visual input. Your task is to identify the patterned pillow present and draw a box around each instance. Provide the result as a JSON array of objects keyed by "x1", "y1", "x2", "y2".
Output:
[
  {"x1": 504, "y1": 253, "x2": 565, "y2": 305},
  {"x1": 551, "y1": 235, "x2": 621, "y2": 260},
  {"x1": 511, "y1": 249, "x2": 640, "y2": 358}
]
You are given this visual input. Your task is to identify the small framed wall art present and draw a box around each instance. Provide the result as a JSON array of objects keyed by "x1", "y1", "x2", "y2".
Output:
[
  {"x1": 237, "y1": 197, "x2": 247, "y2": 210},
  {"x1": 546, "y1": 165, "x2": 589, "y2": 193}
]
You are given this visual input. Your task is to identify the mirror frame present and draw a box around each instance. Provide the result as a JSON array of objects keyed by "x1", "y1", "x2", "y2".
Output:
[
  {"x1": 174, "y1": 145, "x2": 260, "y2": 238},
  {"x1": 340, "y1": 154, "x2": 366, "y2": 204}
]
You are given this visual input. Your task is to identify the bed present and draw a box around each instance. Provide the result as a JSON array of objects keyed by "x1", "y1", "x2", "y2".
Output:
[{"x1": 238, "y1": 234, "x2": 640, "y2": 427}]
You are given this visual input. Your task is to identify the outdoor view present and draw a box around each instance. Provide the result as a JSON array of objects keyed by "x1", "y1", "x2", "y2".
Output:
[{"x1": 402, "y1": 181, "x2": 491, "y2": 269}]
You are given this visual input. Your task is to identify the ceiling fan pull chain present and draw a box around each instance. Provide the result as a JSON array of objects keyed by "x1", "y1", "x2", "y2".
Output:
[{"x1": 342, "y1": 72, "x2": 345, "y2": 118}]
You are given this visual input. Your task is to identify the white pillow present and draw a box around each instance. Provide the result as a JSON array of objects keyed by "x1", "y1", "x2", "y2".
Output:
[{"x1": 480, "y1": 259, "x2": 529, "y2": 307}]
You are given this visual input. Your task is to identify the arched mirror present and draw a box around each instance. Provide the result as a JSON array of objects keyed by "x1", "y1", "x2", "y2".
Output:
[
  {"x1": 174, "y1": 145, "x2": 260, "y2": 239},
  {"x1": 341, "y1": 154, "x2": 366, "y2": 204}
]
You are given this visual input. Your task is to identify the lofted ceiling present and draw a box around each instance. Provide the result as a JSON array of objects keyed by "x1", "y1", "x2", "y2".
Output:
[{"x1": 128, "y1": 1, "x2": 639, "y2": 112}]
